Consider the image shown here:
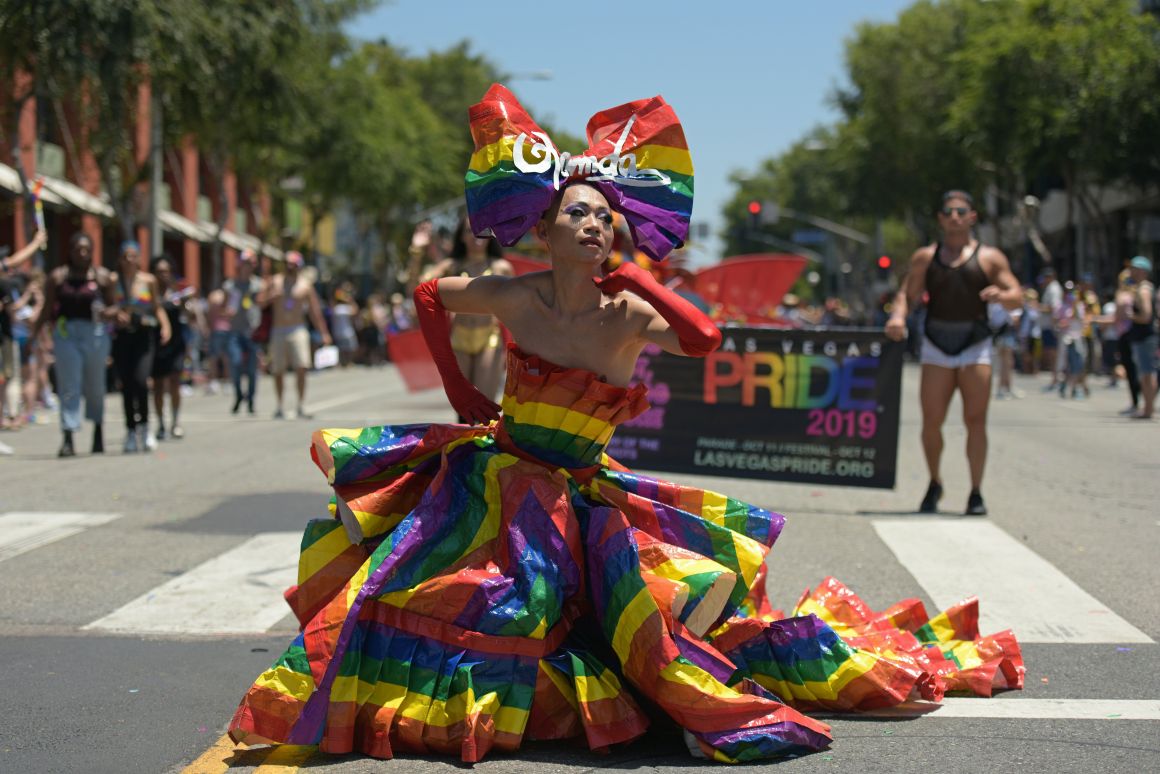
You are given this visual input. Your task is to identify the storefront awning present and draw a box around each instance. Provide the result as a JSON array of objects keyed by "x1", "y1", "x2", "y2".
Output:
[
  {"x1": 0, "y1": 163, "x2": 66, "y2": 207},
  {"x1": 38, "y1": 175, "x2": 115, "y2": 218},
  {"x1": 198, "y1": 221, "x2": 284, "y2": 260},
  {"x1": 159, "y1": 210, "x2": 213, "y2": 243}
]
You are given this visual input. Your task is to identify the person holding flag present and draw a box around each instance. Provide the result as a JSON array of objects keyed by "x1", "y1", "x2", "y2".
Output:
[{"x1": 0, "y1": 229, "x2": 47, "y2": 275}]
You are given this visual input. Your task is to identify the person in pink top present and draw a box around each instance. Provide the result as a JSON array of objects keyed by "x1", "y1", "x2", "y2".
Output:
[{"x1": 205, "y1": 287, "x2": 232, "y2": 395}]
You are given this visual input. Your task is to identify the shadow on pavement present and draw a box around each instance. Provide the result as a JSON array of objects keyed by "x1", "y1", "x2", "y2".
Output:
[{"x1": 158, "y1": 491, "x2": 327, "y2": 535}]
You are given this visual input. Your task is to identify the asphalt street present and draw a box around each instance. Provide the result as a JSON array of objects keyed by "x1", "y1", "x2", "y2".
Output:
[{"x1": 0, "y1": 358, "x2": 1157, "y2": 773}]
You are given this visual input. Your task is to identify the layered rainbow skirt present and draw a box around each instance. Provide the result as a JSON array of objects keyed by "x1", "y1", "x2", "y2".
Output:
[{"x1": 229, "y1": 347, "x2": 1023, "y2": 762}]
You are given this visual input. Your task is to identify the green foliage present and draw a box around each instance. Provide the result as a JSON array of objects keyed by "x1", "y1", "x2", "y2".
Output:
[
  {"x1": 950, "y1": 0, "x2": 1160, "y2": 187},
  {"x1": 0, "y1": 1, "x2": 608, "y2": 272},
  {"x1": 726, "y1": 0, "x2": 1160, "y2": 266}
]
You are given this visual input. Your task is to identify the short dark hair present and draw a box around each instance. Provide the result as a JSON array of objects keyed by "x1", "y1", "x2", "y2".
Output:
[{"x1": 941, "y1": 190, "x2": 975, "y2": 209}]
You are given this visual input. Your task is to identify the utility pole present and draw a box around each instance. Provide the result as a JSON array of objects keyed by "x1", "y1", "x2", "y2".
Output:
[{"x1": 149, "y1": 90, "x2": 163, "y2": 260}]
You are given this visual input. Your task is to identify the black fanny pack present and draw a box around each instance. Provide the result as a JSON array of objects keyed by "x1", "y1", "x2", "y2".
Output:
[{"x1": 925, "y1": 317, "x2": 993, "y2": 356}]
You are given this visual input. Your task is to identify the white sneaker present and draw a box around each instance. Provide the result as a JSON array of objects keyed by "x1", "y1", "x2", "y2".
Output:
[
  {"x1": 0, "y1": 440, "x2": 13, "y2": 455},
  {"x1": 141, "y1": 426, "x2": 158, "y2": 451},
  {"x1": 123, "y1": 431, "x2": 139, "y2": 454}
]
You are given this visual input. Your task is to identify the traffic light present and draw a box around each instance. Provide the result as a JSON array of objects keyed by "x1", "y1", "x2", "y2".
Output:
[
  {"x1": 747, "y1": 200, "x2": 762, "y2": 229},
  {"x1": 877, "y1": 255, "x2": 892, "y2": 280}
]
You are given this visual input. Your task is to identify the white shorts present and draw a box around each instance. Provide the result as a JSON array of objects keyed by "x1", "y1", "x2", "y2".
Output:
[{"x1": 921, "y1": 336, "x2": 992, "y2": 369}]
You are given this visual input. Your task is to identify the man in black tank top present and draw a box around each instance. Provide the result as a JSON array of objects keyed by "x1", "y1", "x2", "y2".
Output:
[{"x1": 885, "y1": 191, "x2": 1022, "y2": 515}]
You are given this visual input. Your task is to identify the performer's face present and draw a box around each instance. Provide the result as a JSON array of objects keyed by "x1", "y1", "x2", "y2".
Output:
[
  {"x1": 938, "y1": 197, "x2": 977, "y2": 235},
  {"x1": 538, "y1": 184, "x2": 614, "y2": 268}
]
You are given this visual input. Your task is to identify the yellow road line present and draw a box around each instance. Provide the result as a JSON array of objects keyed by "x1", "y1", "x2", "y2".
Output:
[
  {"x1": 181, "y1": 734, "x2": 242, "y2": 773},
  {"x1": 254, "y1": 745, "x2": 316, "y2": 771}
]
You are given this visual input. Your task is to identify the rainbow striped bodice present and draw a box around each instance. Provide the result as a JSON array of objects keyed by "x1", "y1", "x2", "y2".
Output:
[{"x1": 497, "y1": 346, "x2": 648, "y2": 470}]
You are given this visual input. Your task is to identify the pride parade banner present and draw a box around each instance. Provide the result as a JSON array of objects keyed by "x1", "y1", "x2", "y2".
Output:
[{"x1": 607, "y1": 327, "x2": 904, "y2": 489}]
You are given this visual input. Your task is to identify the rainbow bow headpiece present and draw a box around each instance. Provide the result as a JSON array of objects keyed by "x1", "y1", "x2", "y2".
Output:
[{"x1": 466, "y1": 84, "x2": 693, "y2": 262}]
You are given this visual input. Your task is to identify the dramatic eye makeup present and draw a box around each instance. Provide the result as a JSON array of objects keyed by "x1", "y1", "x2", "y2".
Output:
[{"x1": 562, "y1": 203, "x2": 613, "y2": 226}]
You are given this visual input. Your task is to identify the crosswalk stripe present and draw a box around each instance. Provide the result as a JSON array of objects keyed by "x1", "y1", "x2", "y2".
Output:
[
  {"x1": 0, "y1": 512, "x2": 122, "y2": 564},
  {"x1": 873, "y1": 519, "x2": 1153, "y2": 644},
  {"x1": 839, "y1": 697, "x2": 1160, "y2": 720},
  {"x1": 83, "y1": 532, "x2": 301, "y2": 635}
]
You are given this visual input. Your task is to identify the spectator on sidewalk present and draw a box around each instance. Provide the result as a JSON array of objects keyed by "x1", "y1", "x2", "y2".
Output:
[
  {"x1": 112, "y1": 241, "x2": 169, "y2": 453},
  {"x1": 222, "y1": 249, "x2": 264, "y2": 414},
  {"x1": 0, "y1": 230, "x2": 46, "y2": 437},
  {"x1": 1126, "y1": 256, "x2": 1157, "y2": 419},
  {"x1": 31, "y1": 232, "x2": 118, "y2": 457},
  {"x1": 151, "y1": 256, "x2": 189, "y2": 440},
  {"x1": 13, "y1": 269, "x2": 47, "y2": 428},
  {"x1": 1113, "y1": 269, "x2": 1141, "y2": 415},
  {"x1": 330, "y1": 283, "x2": 359, "y2": 368},
  {"x1": 990, "y1": 302, "x2": 1022, "y2": 399},
  {"x1": 1059, "y1": 282, "x2": 1090, "y2": 399},
  {"x1": 1019, "y1": 288, "x2": 1041, "y2": 375},
  {"x1": 205, "y1": 287, "x2": 232, "y2": 395},
  {"x1": 258, "y1": 251, "x2": 331, "y2": 419},
  {"x1": 1040, "y1": 268, "x2": 1064, "y2": 390},
  {"x1": 1079, "y1": 273, "x2": 1101, "y2": 378}
]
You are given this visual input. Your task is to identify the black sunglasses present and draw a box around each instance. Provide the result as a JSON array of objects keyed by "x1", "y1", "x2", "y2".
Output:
[{"x1": 941, "y1": 206, "x2": 971, "y2": 217}]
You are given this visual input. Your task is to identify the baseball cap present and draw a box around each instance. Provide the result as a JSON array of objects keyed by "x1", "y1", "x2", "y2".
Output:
[
  {"x1": 1129, "y1": 256, "x2": 1152, "y2": 272},
  {"x1": 286, "y1": 250, "x2": 304, "y2": 267},
  {"x1": 239, "y1": 248, "x2": 256, "y2": 264}
]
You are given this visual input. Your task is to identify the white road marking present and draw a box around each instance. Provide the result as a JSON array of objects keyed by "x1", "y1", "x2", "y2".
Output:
[
  {"x1": 0, "y1": 512, "x2": 122, "y2": 564},
  {"x1": 844, "y1": 698, "x2": 1160, "y2": 721},
  {"x1": 83, "y1": 531, "x2": 301, "y2": 635},
  {"x1": 873, "y1": 519, "x2": 1153, "y2": 644},
  {"x1": 308, "y1": 386, "x2": 398, "y2": 413}
]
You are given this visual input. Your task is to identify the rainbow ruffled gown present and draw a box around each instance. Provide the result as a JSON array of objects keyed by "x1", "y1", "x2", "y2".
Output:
[{"x1": 230, "y1": 346, "x2": 1024, "y2": 763}]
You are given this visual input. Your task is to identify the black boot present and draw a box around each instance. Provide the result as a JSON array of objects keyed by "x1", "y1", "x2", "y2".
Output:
[
  {"x1": 918, "y1": 480, "x2": 942, "y2": 513},
  {"x1": 91, "y1": 423, "x2": 104, "y2": 454},
  {"x1": 232, "y1": 395, "x2": 243, "y2": 414},
  {"x1": 58, "y1": 431, "x2": 76, "y2": 458}
]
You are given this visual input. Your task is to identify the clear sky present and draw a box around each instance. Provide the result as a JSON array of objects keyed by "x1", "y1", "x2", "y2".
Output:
[{"x1": 349, "y1": 0, "x2": 916, "y2": 263}]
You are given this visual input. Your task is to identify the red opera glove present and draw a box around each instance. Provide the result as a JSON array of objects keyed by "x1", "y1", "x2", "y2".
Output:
[
  {"x1": 594, "y1": 262, "x2": 722, "y2": 357},
  {"x1": 413, "y1": 280, "x2": 502, "y2": 424}
]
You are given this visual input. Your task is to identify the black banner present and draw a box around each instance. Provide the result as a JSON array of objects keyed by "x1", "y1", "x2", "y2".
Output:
[{"x1": 608, "y1": 327, "x2": 904, "y2": 489}]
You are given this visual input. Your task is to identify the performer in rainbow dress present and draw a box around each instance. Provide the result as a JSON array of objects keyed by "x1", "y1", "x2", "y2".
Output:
[{"x1": 229, "y1": 84, "x2": 1023, "y2": 763}]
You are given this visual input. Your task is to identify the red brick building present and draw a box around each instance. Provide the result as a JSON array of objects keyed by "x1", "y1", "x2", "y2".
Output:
[{"x1": 1, "y1": 76, "x2": 280, "y2": 289}]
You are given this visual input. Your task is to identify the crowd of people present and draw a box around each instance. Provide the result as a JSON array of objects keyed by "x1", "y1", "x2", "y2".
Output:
[
  {"x1": 0, "y1": 235, "x2": 432, "y2": 457},
  {"x1": 1, "y1": 216, "x2": 1157, "y2": 462},
  {"x1": 979, "y1": 257, "x2": 1158, "y2": 419}
]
